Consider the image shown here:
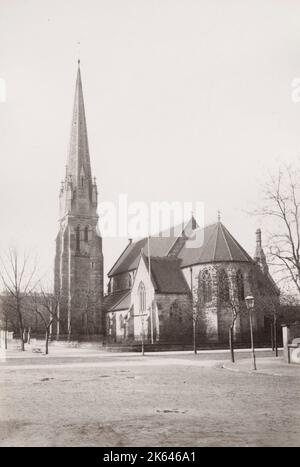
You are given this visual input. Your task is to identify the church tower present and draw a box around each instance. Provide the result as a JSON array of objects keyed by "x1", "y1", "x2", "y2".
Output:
[{"x1": 54, "y1": 61, "x2": 103, "y2": 338}]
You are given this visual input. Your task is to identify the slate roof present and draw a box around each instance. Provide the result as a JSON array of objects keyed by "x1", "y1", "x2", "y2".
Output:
[
  {"x1": 103, "y1": 289, "x2": 131, "y2": 312},
  {"x1": 178, "y1": 221, "x2": 253, "y2": 267},
  {"x1": 108, "y1": 219, "x2": 254, "y2": 278},
  {"x1": 108, "y1": 218, "x2": 196, "y2": 277},
  {"x1": 144, "y1": 256, "x2": 190, "y2": 294}
]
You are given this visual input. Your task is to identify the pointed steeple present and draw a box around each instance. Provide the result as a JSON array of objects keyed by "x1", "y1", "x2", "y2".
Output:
[
  {"x1": 253, "y1": 228, "x2": 268, "y2": 274},
  {"x1": 59, "y1": 62, "x2": 98, "y2": 218},
  {"x1": 67, "y1": 60, "x2": 92, "y2": 189}
]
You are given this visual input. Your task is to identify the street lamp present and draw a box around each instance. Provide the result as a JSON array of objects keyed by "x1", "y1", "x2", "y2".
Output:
[
  {"x1": 245, "y1": 295, "x2": 257, "y2": 371},
  {"x1": 140, "y1": 313, "x2": 146, "y2": 356}
]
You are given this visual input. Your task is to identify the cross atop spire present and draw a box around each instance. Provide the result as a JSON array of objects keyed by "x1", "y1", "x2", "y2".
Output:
[
  {"x1": 217, "y1": 210, "x2": 221, "y2": 222},
  {"x1": 66, "y1": 62, "x2": 92, "y2": 190}
]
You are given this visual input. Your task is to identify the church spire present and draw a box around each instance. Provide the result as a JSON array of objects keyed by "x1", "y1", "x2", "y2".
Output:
[
  {"x1": 253, "y1": 228, "x2": 268, "y2": 274},
  {"x1": 66, "y1": 61, "x2": 92, "y2": 189},
  {"x1": 59, "y1": 62, "x2": 98, "y2": 218}
]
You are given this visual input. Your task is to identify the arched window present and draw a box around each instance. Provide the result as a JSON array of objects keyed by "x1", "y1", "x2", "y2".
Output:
[
  {"x1": 219, "y1": 269, "x2": 230, "y2": 303},
  {"x1": 201, "y1": 270, "x2": 212, "y2": 303},
  {"x1": 84, "y1": 226, "x2": 89, "y2": 242},
  {"x1": 138, "y1": 282, "x2": 146, "y2": 314},
  {"x1": 76, "y1": 225, "x2": 80, "y2": 251},
  {"x1": 236, "y1": 270, "x2": 245, "y2": 301}
]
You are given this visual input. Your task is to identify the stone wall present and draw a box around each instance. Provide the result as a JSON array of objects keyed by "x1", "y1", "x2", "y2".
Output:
[
  {"x1": 155, "y1": 293, "x2": 192, "y2": 343},
  {"x1": 54, "y1": 217, "x2": 103, "y2": 338},
  {"x1": 182, "y1": 261, "x2": 276, "y2": 344}
]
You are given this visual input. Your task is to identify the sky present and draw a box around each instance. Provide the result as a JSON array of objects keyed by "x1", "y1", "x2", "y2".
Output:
[{"x1": 1, "y1": 0, "x2": 300, "y2": 288}]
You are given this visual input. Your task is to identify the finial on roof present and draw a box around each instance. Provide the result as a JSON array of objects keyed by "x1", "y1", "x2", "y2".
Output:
[
  {"x1": 217, "y1": 210, "x2": 221, "y2": 222},
  {"x1": 77, "y1": 41, "x2": 81, "y2": 66}
]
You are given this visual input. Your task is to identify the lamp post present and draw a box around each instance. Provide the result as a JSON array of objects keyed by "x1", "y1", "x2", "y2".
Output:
[
  {"x1": 245, "y1": 295, "x2": 257, "y2": 371},
  {"x1": 141, "y1": 314, "x2": 145, "y2": 356}
]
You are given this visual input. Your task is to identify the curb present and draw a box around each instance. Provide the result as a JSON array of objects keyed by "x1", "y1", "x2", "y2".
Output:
[{"x1": 221, "y1": 363, "x2": 282, "y2": 377}]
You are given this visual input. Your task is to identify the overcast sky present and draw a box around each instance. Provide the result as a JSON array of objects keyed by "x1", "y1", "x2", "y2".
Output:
[{"x1": 1, "y1": 0, "x2": 300, "y2": 287}]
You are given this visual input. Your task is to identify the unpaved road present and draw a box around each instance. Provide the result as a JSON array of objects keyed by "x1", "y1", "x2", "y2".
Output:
[{"x1": 0, "y1": 351, "x2": 299, "y2": 447}]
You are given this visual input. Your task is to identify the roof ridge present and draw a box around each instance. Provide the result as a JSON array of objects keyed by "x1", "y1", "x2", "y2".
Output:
[
  {"x1": 212, "y1": 223, "x2": 220, "y2": 261},
  {"x1": 196, "y1": 222, "x2": 218, "y2": 263},
  {"x1": 221, "y1": 223, "x2": 253, "y2": 262},
  {"x1": 220, "y1": 223, "x2": 233, "y2": 260},
  {"x1": 145, "y1": 255, "x2": 180, "y2": 261},
  {"x1": 107, "y1": 240, "x2": 136, "y2": 276},
  {"x1": 166, "y1": 216, "x2": 197, "y2": 256},
  {"x1": 124, "y1": 218, "x2": 195, "y2": 248}
]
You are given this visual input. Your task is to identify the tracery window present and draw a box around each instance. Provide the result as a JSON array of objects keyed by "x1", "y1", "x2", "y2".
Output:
[
  {"x1": 138, "y1": 282, "x2": 146, "y2": 314},
  {"x1": 201, "y1": 270, "x2": 212, "y2": 303},
  {"x1": 219, "y1": 269, "x2": 230, "y2": 303},
  {"x1": 236, "y1": 270, "x2": 245, "y2": 301}
]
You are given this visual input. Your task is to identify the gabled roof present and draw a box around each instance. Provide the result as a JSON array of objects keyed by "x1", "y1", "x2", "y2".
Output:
[
  {"x1": 108, "y1": 217, "x2": 197, "y2": 277},
  {"x1": 178, "y1": 222, "x2": 253, "y2": 267},
  {"x1": 103, "y1": 289, "x2": 131, "y2": 312},
  {"x1": 146, "y1": 256, "x2": 190, "y2": 294},
  {"x1": 108, "y1": 219, "x2": 254, "y2": 277}
]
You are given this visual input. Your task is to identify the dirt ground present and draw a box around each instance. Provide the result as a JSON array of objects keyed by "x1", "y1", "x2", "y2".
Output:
[{"x1": 0, "y1": 349, "x2": 299, "y2": 447}]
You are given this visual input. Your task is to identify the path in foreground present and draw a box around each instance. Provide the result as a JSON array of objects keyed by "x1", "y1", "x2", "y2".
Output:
[{"x1": 0, "y1": 351, "x2": 299, "y2": 447}]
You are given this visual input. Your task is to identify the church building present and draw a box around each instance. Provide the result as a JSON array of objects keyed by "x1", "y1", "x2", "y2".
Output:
[
  {"x1": 54, "y1": 63, "x2": 279, "y2": 346},
  {"x1": 54, "y1": 62, "x2": 104, "y2": 339},
  {"x1": 104, "y1": 219, "x2": 279, "y2": 345}
]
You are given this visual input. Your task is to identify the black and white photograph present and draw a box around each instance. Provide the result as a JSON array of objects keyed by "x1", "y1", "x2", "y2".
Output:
[{"x1": 0, "y1": 0, "x2": 300, "y2": 451}]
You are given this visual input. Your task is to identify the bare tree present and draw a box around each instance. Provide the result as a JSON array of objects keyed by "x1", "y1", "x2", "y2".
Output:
[
  {"x1": 0, "y1": 248, "x2": 38, "y2": 351},
  {"x1": 226, "y1": 295, "x2": 247, "y2": 363},
  {"x1": 70, "y1": 287, "x2": 103, "y2": 339},
  {"x1": 257, "y1": 291, "x2": 297, "y2": 357},
  {"x1": 0, "y1": 294, "x2": 15, "y2": 349},
  {"x1": 31, "y1": 287, "x2": 61, "y2": 355},
  {"x1": 255, "y1": 293, "x2": 280, "y2": 356},
  {"x1": 258, "y1": 164, "x2": 300, "y2": 294}
]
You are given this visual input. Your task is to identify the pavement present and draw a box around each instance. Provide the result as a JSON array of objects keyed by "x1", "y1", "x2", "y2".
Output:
[
  {"x1": 1, "y1": 344, "x2": 299, "y2": 378},
  {"x1": 1, "y1": 345, "x2": 300, "y2": 446},
  {"x1": 222, "y1": 355, "x2": 300, "y2": 377}
]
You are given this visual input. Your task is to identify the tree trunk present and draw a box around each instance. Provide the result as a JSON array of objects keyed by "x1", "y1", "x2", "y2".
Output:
[
  {"x1": 20, "y1": 333, "x2": 25, "y2": 351},
  {"x1": 141, "y1": 333, "x2": 145, "y2": 356},
  {"x1": 45, "y1": 329, "x2": 49, "y2": 355},
  {"x1": 193, "y1": 319, "x2": 197, "y2": 355},
  {"x1": 274, "y1": 316, "x2": 278, "y2": 357},
  {"x1": 229, "y1": 326, "x2": 235, "y2": 363},
  {"x1": 17, "y1": 303, "x2": 25, "y2": 351},
  {"x1": 19, "y1": 319, "x2": 25, "y2": 352},
  {"x1": 27, "y1": 327, "x2": 31, "y2": 345},
  {"x1": 5, "y1": 317, "x2": 8, "y2": 350},
  {"x1": 270, "y1": 322, "x2": 274, "y2": 351}
]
